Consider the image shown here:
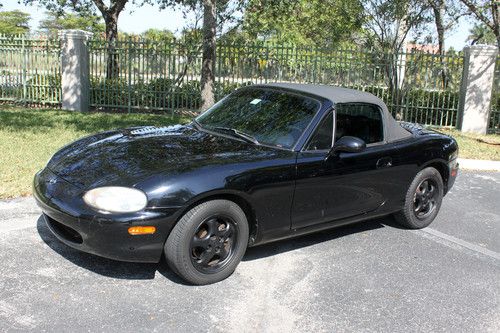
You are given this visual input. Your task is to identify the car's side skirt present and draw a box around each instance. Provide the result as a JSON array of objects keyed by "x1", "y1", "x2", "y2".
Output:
[{"x1": 249, "y1": 207, "x2": 401, "y2": 247}]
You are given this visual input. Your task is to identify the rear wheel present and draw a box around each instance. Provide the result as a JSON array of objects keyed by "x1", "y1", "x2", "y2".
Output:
[
  {"x1": 395, "y1": 167, "x2": 444, "y2": 229},
  {"x1": 164, "y1": 199, "x2": 249, "y2": 285}
]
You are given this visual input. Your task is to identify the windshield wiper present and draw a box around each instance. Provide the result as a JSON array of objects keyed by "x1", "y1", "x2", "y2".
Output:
[{"x1": 212, "y1": 126, "x2": 260, "y2": 145}]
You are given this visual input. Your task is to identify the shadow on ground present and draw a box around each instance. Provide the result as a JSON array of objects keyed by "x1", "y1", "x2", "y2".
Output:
[{"x1": 37, "y1": 214, "x2": 399, "y2": 284}]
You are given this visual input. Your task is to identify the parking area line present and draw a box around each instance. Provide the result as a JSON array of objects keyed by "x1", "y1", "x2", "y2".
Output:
[{"x1": 416, "y1": 227, "x2": 500, "y2": 261}]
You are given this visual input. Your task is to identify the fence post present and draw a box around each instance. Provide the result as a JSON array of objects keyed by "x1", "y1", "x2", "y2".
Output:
[
  {"x1": 457, "y1": 45, "x2": 498, "y2": 134},
  {"x1": 59, "y1": 30, "x2": 93, "y2": 112},
  {"x1": 21, "y1": 36, "x2": 27, "y2": 103}
]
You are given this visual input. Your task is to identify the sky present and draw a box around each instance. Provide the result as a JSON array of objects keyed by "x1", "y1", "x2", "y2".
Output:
[{"x1": 3, "y1": 1, "x2": 473, "y2": 50}]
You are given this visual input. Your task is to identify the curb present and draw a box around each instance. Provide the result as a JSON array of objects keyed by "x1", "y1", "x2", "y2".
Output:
[{"x1": 457, "y1": 158, "x2": 500, "y2": 171}]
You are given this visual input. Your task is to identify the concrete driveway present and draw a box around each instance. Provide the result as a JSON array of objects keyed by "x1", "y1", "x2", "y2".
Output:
[{"x1": 0, "y1": 170, "x2": 499, "y2": 332}]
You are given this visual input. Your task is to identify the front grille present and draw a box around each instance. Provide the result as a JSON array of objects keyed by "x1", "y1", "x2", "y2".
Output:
[{"x1": 45, "y1": 215, "x2": 83, "y2": 244}]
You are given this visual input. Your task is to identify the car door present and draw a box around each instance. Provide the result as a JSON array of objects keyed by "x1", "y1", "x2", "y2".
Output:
[{"x1": 291, "y1": 103, "x2": 399, "y2": 229}]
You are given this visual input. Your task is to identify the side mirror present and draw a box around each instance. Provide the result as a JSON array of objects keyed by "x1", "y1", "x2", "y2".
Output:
[{"x1": 327, "y1": 136, "x2": 366, "y2": 158}]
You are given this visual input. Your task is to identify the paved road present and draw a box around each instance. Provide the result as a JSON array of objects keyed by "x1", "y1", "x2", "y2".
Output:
[{"x1": 0, "y1": 171, "x2": 499, "y2": 332}]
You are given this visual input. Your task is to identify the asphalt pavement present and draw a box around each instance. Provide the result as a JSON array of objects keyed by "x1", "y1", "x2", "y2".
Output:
[{"x1": 0, "y1": 170, "x2": 499, "y2": 332}]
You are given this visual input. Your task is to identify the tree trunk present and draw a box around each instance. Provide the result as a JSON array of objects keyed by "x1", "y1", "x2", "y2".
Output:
[
  {"x1": 493, "y1": 0, "x2": 500, "y2": 48},
  {"x1": 105, "y1": 13, "x2": 119, "y2": 79},
  {"x1": 432, "y1": 0, "x2": 448, "y2": 88},
  {"x1": 200, "y1": 0, "x2": 217, "y2": 111}
]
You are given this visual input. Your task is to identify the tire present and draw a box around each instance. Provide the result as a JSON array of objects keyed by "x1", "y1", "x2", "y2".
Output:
[
  {"x1": 395, "y1": 167, "x2": 444, "y2": 229},
  {"x1": 164, "y1": 199, "x2": 249, "y2": 285}
]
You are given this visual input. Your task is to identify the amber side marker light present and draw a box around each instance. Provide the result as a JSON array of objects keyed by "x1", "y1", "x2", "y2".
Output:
[{"x1": 128, "y1": 226, "x2": 156, "y2": 235}]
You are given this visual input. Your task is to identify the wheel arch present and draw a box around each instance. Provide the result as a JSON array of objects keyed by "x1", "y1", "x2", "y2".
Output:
[
  {"x1": 169, "y1": 190, "x2": 259, "y2": 246},
  {"x1": 420, "y1": 159, "x2": 449, "y2": 194}
]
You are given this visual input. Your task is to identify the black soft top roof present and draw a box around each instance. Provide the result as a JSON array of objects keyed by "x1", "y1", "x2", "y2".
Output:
[{"x1": 253, "y1": 83, "x2": 412, "y2": 143}]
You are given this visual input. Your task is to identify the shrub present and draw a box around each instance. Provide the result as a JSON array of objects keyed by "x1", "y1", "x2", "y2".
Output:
[
  {"x1": 90, "y1": 77, "x2": 128, "y2": 107},
  {"x1": 26, "y1": 73, "x2": 61, "y2": 102}
]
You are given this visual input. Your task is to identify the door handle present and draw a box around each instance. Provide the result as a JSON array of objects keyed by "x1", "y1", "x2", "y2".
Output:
[{"x1": 376, "y1": 157, "x2": 392, "y2": 169}]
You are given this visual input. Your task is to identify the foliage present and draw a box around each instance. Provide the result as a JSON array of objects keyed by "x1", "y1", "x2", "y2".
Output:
[
  {"x1": 459, "y1": 0, "x2": 500, "y2": 47},
  {"x1": 141, "y1": 28, "x2": 175, "y2": 42},
  {"x1": 0, "y1": 10, "x2": 31, "y2": 34},
  {"x1": 39, "y1": 11, "x2": 105, "y2": 35},
  {"x1": 362, "y1": 0, "x2": 432, "y2": 53},
  {"x1": 218, "y1": 27, "x2": 254, "y2": 44},
  {"x1": 242, "y1": 0, "x2": 364, "y2": 48},
  {"x1": 348, "y1": 85, "x2": 460, "y2": 125},
  {"x1": 153, "y1": 0, "x2": 244, "y2": 30},
  {"x1": 178, "y1": 27, "x2": 202, "y2": 46},
  {"x1": 467, "y1": 22, "x2": 497, "y2": 45},
  {"x1": 425, "y1": 0, "x2": 465, "y2": 55},
  {"x1": 361, "y1": 0, "x2": 434, "y2": 112},
  {"x1": 89, "y1": 77, "x2": 253, "y2": 111},
  {"x1": 26, "y1": 73, "x2": 61, "y2": 102}
]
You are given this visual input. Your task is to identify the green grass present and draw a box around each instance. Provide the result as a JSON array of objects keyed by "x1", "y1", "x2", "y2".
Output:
[
  {"x1": 435, "y1": 128, "x2": 500, "y2": 161},
  {"x1": 0, "y1": 106, "x2": 188, "y2": 199}
]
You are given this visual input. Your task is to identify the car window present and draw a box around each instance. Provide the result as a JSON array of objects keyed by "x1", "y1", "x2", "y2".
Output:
[
  {"x1": 306, "y1": 112, "x2": 333, "y2": 151},
  {"x1": 335, "y1": 103, "x2": 384, "y2": 144},
  {"x1": 196, "y1": 88, "x2": 320, "y2": 149}
]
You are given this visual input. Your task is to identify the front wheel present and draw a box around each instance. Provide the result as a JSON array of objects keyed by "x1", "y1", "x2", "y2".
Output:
[
  {"x1": 164, "y1": 199, "x2": 249, "y2": 285},
  {"x1": 394, "y1": 167, "x2": 444, "y2": 229}
]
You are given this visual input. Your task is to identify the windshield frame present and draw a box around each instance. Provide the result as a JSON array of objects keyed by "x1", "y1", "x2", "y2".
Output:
[{"x1": 194, "y1": 86, "x2": 325, "y2": 151}]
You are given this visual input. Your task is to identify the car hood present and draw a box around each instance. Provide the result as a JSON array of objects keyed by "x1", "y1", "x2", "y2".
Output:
[{"x1": 47, "y1": 124, "x2": 284, "y2": 189}]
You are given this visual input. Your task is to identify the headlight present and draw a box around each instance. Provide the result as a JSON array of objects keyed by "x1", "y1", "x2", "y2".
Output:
[{"x1": 83, "y1": 187, "x2": 147, "y2": 213}]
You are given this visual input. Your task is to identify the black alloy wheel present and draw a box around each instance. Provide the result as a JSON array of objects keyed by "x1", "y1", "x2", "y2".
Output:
[
  {"x1": 190, "y1": 216, "x2": 237, "y2": 273},
  {"x1": 413, "y1": 179, "x2": 439, "y2": 219},
  {"x1": 164, "y1": 199, "x2": 249, "y2": 285},
  {"x1": 395, "y1": 167, "x2": 444, "y2": 229}
]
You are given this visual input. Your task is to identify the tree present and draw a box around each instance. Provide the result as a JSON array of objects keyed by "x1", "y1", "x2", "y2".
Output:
[
  {"x1": 0, "y1": 10, "x2": 31, "y2": 35},
  {"x1": 459, "y1": 0, "x2": 500, "y2": 47},
  {"x1": 426, "y1": 0, "x2": 463, "y2": 88},
  {"x1": 362, "y1": 0, "x2": 432, "y2": 118},
  {"x1": 243, "y1": 0, "x2": 364, "y2": 48},
  {"x1": 200, "y1": 0, "x2": 216, "y2": 109},
  {"x1": 23, "y1": 0, "x2": 129, "y2": 77},
  {"x1": 154, "y1": 0, "x2": 243, "y2": 110},
  {"x1": 426, "y1": 0, "x2": 463, "y2": 56},
  {"x1": 39, "y1": 11, "x2": 105, "y2": 35},
  {"x1": 363, "y1": 0, "x2": 431, "y2": 54},
  {"x1": 141, "y1": 28, "x2": 175, "y2": 42},
  {"x1": 23, "y1": 0, "x2": 126, "y2": 42},
  {"x1": 467, "y1": 22, "x2": 497, "y2": 44}
]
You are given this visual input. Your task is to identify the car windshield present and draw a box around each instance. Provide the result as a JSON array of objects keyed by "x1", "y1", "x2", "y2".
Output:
[{"x1": 195, "y1": 88, "x2": 320, "y2": 149}]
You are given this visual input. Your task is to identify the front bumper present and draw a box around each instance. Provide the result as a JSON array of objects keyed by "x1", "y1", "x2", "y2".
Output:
[{"x1": 34, "y1": 168, "x2": 178, "y2": 263}]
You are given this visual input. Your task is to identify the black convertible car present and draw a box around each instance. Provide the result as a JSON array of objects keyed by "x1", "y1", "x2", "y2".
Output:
[{"x1": 34, "y1": 83, "x2": 459, "y2": 285}]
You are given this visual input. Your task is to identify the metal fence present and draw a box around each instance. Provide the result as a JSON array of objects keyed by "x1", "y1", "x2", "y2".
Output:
[
  {"x1": 88, "y1": 38, "x2": 464, "y2": 127},
  {"x1": 1, "y1": 34, "x2": 497, "y2": 133},
  {"x1": 89, "y1": 38, "x2": 203, "y2": 113},
  {"x1": 0, "y1": 34, "x2": 61, "y2": 105},
  {"x1": 489, "y1": 57, "x2": 500, "y2": 133},
  {"x1": 215, "y1": 44, "x2": 464, "y2": 127}
]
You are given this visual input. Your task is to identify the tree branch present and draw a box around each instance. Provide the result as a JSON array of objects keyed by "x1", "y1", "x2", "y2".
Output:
[
  {"x1": 460, "y1": 0, "x2": 495, "y2": 31},
  {"x1": 92, "y1": 0, "x2": 109, "y2": 14},
  {"x1": 110, "y1": 0, "x2": 128, "y2": 15}
]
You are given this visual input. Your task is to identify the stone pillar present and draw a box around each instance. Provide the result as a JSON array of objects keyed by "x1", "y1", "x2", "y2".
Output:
[
  {"x1": 457, "y1": 45, "x2": 498, "y2": 134},
  {"x1": 59, "y1": 30, "x2": 93, "y2": 112}
]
